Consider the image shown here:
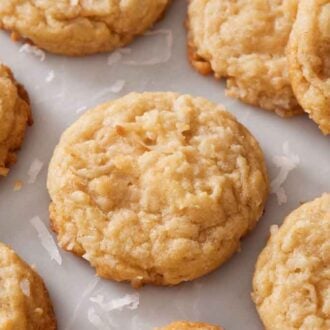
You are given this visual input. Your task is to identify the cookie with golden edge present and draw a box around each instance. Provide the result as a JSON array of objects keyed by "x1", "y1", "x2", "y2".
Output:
[
  {"x1": 0, "y1": 0, "x2": 170, "y2": 56},
  {"x1": 47, "y1": 92, "x2": 269, "y2": 287},
  {"x1": 253, "y1": 193, "x2": 330, "y2": 330},
  {"x1": 288, "y1": 0, "x2": 330, "y2": 135},
  {"x1": 0, "y1": 63, "x2": 32, "y2": 177},
  {"x1": 187, "y1": 0, "x2": 303, "y2": 117},
  {"x1": 155, "y1": 321, "x2": 222, "y2": 330},
  {"x1": 0, "y1": 242, "x2": 56, "y2": 330}
]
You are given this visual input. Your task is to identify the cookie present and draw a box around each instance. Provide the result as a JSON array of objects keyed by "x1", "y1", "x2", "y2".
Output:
[
  {"x1": 47, "y1": 92, "x2": 269, "y2": 287},
  {"x1": 253, "y1": 194, "x2": 330, "y2": 330},
  {"x1": 155, "y1": 321, "x2": 222, "y2": 330},
  {"x1": 0, "y1": 242, "x2": 56, "y2": 329},
  {"x1": 0, "y1": 0, "x2": 170, "y2": 56},
  {"x1": 187, "y1": 0, "x2": 303, "y2": 117},
  {"x1": 288, "y1": 0, "x2": 330, "y2": 135},
  {"x1": 0, "y1": 63, "x2": 32, "y2": 177}
]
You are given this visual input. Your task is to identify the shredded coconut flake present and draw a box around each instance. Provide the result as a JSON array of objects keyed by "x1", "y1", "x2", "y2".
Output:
[
  {"x1": 45, "y1": 70, "x2": 55, "y2": 82},
  {"x1": 123, "y1": 29, "x2": 173, "y2": 66},
  {"x1": 87, "y1": 308, "x2": 110, "y2": 329},
  {"x1": 107, "y1": 51, "x2": 122, "y2": 66},
  {"x1": 30, "y1": 216, "x2": 62, "y2": 265},
  {"x1": 75, "y1": 106, "x2": 87, "y2": 114},
  {"x1": 90, "y1": 293, "x2": 139, "y2": 312},
  {"x1": 271, "y1": 142, "x2": 300, "y2": 205},
  {"x1": 107, "y1": 48, "x2": 132, "y2": 66},
  {"x1": 20, "y1": 279, "x2": 30, "y2": 296},
  {"x1": 27, "y1": 158, "x2": 44, "y2": 184},
  {"x1": 92, "y1": 85, "x2": 127, "y2": 100},
  {"x1": 64, "y1": 277, "x2": 100, "y2": 330},
  {"x1": 109, "y1": 80, "x2": 125, "y2": 93},
  {"x1": 19, "y1": 44, "x2": 46, "y2": 61}
]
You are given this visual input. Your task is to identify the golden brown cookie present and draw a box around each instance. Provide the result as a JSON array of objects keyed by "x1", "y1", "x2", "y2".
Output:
[
  {"x1": 0, "y1": 242, "x2": 56, "y2": 330},
  {"x1": 187, "y1": 0, "x2": 303, "y2": 117},
  {"x1": 47, "y1": 92, "x2": 269, "y2": 287},
  {"x1": 155, "y1": 321, "x2": 222, "y2": 330},
  {"x1": 0, "y1": 0, "x2": 170, "y2": 56},
  {"x1": 288, "y1": 0, "x2": 330, "y2": 134},
  {"x1": 253, "y1": 193, "x2": 330, "y2": 330},
  {"x1": 0, "y1": 63, "x2": 32, "y2": 177}
]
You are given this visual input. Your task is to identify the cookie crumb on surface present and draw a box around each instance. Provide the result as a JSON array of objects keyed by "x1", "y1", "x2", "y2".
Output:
[{"x1": 14, "y1": 179, "x2": 23, "y2": 191}]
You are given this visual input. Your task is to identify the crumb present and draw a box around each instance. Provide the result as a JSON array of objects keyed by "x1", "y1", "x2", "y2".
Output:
[{"x1": 13, "y1": 180, "x2": 23, "y2": 191}]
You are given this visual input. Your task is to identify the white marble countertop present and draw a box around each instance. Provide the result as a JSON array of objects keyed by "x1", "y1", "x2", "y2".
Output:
[{"x1": 0, "y1": 1, "x2": 329, "y2": 329}]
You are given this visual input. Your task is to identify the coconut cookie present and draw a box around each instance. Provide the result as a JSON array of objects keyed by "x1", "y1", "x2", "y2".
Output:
[
  {"x1": 47, "y1": 92, "x2": 269, "y2": 287},
  {"x1": 253, "y1": 193, "x2": 330, "y2": 330},
  {"x1": 0, "y1": 242, "x2": 56, "y2": 330},
  {"x1": 288, "y1": 0, "x2": 330, "y2": 135},
  {"x1": 187, "y1": 0, "x2": 303, "y2": 117},
  {"x1": 0, "y1": 0, "x2": 170, "y2": 56},
  {"x1": 155, "y1": 321, "x2": 222, "y2": 330},
  {"x1": 0, "y1": 63, "x2": 32, "y2": 177}
]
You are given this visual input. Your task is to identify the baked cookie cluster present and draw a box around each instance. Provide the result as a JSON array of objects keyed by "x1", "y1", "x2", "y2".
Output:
[
  {"x1": 0, "y1": 0, "x2": 328, "y2": 329},
  {"x1": 187, "y1": 0, "x2": 330, "y2": 134}
]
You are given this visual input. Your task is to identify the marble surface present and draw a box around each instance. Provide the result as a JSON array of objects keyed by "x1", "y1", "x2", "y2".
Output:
[{"x1": 0, "y1": 1, "x2": 329, "y2": 329}]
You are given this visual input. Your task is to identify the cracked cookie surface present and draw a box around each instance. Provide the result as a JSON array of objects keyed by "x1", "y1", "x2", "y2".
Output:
[
  {"x1": 253, "y1": 194, "x2": 330, "y2": 330},
  {"x1": 187, "y1": 0, "x2": 302, "y2": 117},
  {"x1": 0, "y1": 242, "x2": 56, "y2": 330},
  {"x1": 0, "y1": 63, "x2": 31, "y2": 177},
  {"x1": 155, "y1": 321, "x2": 222, "y2": 330},
  {"x1": 288, "y1": 0, "x2": 330, "y2": 135},
  {"x1": 47, "y1": 92, "x2": 269, "y2": 287},
  {"x1": 0, "y1": 0, "x2": 170, "y2": 56}
]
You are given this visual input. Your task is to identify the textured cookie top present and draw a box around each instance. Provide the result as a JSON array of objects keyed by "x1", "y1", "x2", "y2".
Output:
[
  {"x1": 0, "y1": 0, "x2": 169, "y2": 56},
  {"x1": 288, "y1": 0, "x2": 330, "y2": 134},
  {"x1": 156, "y1": 321, "x2": 222, "y2": 330},
  {"x1": 187, "y1": 0, "x2": 302, "y2": 117},
  {"x1": 0, "y1": 242, "x2": 56, "y2": 330},
  {"x1": 48, "y1": 92, "x2": 268, "y2": 286},
  {"x1": 253, "y1": 194, "x2": 330, "y2": 330},
  {"x1": 0, "y1": 63, "x2": 31, "y2": 176}
]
